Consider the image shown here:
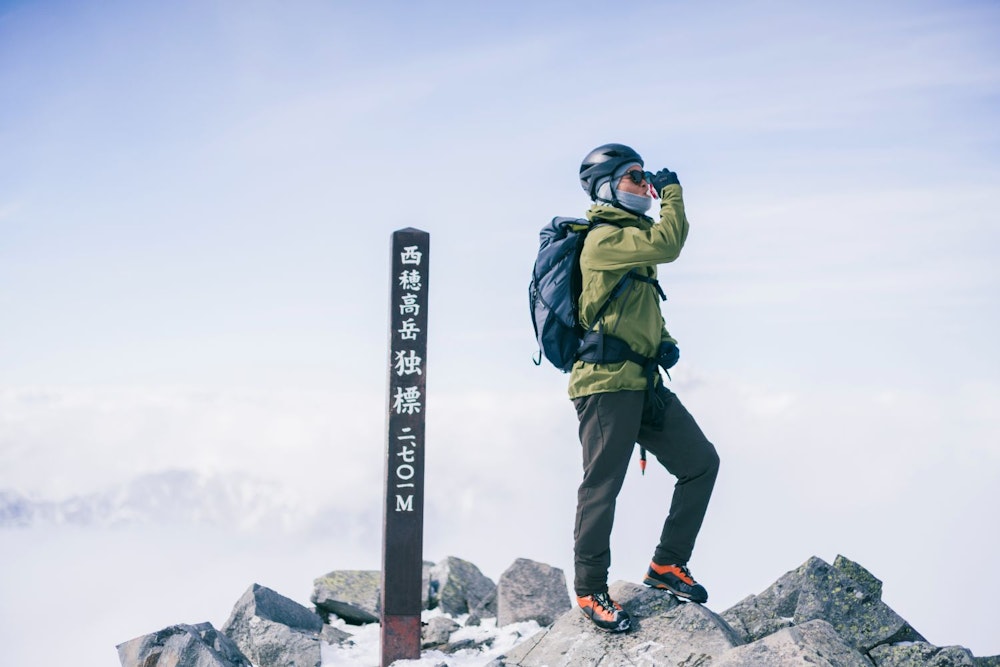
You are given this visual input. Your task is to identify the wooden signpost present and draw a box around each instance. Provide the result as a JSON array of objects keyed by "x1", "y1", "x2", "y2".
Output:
[{"x1": 380, "y1": 228, "x2": 429, "y2": 667}]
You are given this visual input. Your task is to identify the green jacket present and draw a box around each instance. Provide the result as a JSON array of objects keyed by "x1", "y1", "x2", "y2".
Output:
[{"x1": 567, "y1": 183, "x2": 689, "y2": 399}]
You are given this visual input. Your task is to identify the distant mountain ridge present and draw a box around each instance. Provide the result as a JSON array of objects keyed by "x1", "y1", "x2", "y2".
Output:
[{"x1": 0, "y1": 470, "x2": 308, "y2": 531}]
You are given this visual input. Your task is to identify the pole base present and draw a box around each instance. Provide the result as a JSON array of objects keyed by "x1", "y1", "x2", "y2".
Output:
[{"x1": 380, "y1": 614, "x2": 421, "y2": 667}]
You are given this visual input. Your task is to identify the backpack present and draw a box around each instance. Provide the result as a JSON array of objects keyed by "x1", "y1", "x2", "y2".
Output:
[
  {"x1": 530, "y1": 216, "x2": 669, "y2": 372},
  {"x1": 529, "y1": 217, "x2": 594, "y2": 371},
  {"x1": 529, "y1": 216, "x2": 668, "y2": 474}
]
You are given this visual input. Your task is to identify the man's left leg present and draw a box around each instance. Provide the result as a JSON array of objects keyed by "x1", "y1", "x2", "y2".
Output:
[{"x1": 637, "y1": 385, "x2": 719, "y2": 601}]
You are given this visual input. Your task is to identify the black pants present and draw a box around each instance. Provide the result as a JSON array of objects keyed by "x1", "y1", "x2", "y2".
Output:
[{"x1": 572, "y1": 386, "x2": 719, "y2": 596}]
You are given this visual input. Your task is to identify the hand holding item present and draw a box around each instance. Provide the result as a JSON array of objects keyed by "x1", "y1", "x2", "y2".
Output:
[
  {"x1": 650, "y1": 168, "x2": 680, "y2": 193},
  {"x1": 657, "y1": 341, "x2": 680, "y2": 370}
]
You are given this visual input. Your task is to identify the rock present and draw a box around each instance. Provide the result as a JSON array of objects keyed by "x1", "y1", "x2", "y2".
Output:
[
  {"x1": 429, "y1": 556, "x2": 496, "y2": 616},
  {"x1": 446, "y1": 637, "x2": 482, "y2": 652},
  {"x1": 722, "y1": 555, "x2": 924, "y2": 653},
  {"x1": 834, "y1": 554, "x2": 883, "y2": 599},
  {"x1": 117, "y1": 622, "x2": 252, "y2": 667},
  {"x1": 713, "y1": 619, "x2": 872, "y2": 667},
  {"x1": 422, "y1": 616, "x2": 460, "y2": 649},
  {"x1": 312, "y1": 570, "x2": 380, "y2": 624},
  {"x1": 502, "y1": 580, "x2": 742, "y2": 666},
  {"x1": 222, "y1": 584, "x2": 323, "y2": 667},
  {"x1": 496, "y1": 558, "x2": 571, "y2": 627},
  {"x1": 870, "y1": 641, "x2": 977, "y2": 666},
  {"x1": 321, "y1": 624, "x2": 352, "y2": 645},
  {"x1": 421, "y1": 560, "x2": 434, "y2": 609},
  {"x1": 466, "y1": 587, "x2": 498, "y2": 626}
]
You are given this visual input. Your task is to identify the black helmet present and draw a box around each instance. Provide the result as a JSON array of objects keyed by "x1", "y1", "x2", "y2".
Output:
[{"x1": 579, "y1": 143, "x2": 644, "y2": 199}]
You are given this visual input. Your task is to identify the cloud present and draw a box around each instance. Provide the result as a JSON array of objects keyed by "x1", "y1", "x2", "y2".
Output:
[
  {"x1": 0, "y1": 386, "x2": 386, "y2": 508},
  {"x1": 2, "y1": 371, "x2": 998, "y2": 655},
  {"x1": 2, "y1": 2, "x2": 999, "y2": 659}
]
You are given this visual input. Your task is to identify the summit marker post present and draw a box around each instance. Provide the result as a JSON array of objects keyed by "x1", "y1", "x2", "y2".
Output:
[{"x1": 380, "y1": 228, "x2": 429, "y2": 667}]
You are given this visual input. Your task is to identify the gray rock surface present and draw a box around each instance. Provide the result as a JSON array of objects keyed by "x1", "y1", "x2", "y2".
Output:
[
  {"x1": 311, "y1": 569, "x2": 380, "y2": 624},
  {"x1": 713, "y1": 619, "x2": 873, "y2": 667},
  {"x1": 429, "y1": 556, "x2": 496, "y2": 616},
  {"x1": 834, "y1": 554, "x2": 883, "y2": 598},
  {"x1": 466, "y1": 587, "x2": 498, "y2": 626},
  {"x1": 870, "y1": 641, "x2": 978, "y2": 666},
  {"x1": 118, "y1": 554, "x2": 1000, "y2": 667},
  {"x1": 503, "y1": 580, "x2": 743, "y2": 666},
  {"x1": 422, "y1": 616, "x2": 460, "y2": 649},
  {"x1": 222, "y1": 584, "x2": 323, "y2": 667},
  {"x1": 722, "y1": 555, "x2": 924, "y2": 653},
  {"x1": 117, "y1": 622, "x2": 252, "y2": 667},
  {"x1": 421, "y1": 560, "x2": 434, "y2": 609},
  {"x1": 321, "y1": 624, "x2": 352, "y2": 645},
  {"x1": 496, "y1": 558, "x2": 571, "y2": 627}
]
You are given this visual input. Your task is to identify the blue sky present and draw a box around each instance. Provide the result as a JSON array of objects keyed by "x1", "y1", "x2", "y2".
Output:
[{"x1": 2, "y1": 0, "x2": 999, "y2": 663}]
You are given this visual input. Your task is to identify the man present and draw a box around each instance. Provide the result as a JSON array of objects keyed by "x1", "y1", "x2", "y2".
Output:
[{"x1": 569, "y1": 143, "x2": 720, "y2": 633}]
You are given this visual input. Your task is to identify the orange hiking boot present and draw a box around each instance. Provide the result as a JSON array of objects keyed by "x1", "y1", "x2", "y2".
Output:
[
  {"x1": 576, "y1": 591, "x2": 631, "y2": 632},
  {"x1": 643, "y1": 562, "x2": 708, "y2": 603}
]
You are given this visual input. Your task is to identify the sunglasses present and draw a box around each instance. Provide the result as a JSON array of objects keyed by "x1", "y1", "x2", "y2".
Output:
[{"x1": 623, "y1": 169, "x2": 652, "y2": 185}]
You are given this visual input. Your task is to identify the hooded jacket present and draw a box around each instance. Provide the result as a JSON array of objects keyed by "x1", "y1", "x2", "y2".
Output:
[{"x1": 567, "y1": 183, "x2": 689, "y2": 399}]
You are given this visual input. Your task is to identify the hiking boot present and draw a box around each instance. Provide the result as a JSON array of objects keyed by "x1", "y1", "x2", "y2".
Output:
[
  {"x1": 577, "y1": 591, "x2": 631, "y2": 632},
  {"x1": 643, "y1": 562, "x2": 708, "y2": 603}
]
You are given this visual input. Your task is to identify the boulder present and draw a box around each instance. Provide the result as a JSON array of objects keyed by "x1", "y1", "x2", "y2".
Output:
[
  {"x1": 117, "y1": 622, "x2": 252, "y2": 667},
  {"x1": 722, "y1": 555, "x2": 924, "y2": 653},
  {"x1": 466, "y1": 587, "x2": 498, "y2": 626},
  {"x1": 834, "y1": 554, "x2": 883, "y2": 598},
  {"x1": 443, "y1": 635, "x2": 494, "y2": 654},
  {"x1": 496, "y1": 558, "x2": 571, "y2": 627},
  {"x1": 222, "y1": 584, "x2": 323, "y2": 667},
  {"x1": 421, "y1": 560, "x2": 434, "y2": 609},
  {"x1": 312, "y1": 570, "x2": 380, "y2": 624},
  {"x1": 321, "y1": 625, "x2": 352, "y2": 645},
  {"x1": 503, "y1": 580, "x2": 743, "y2": 666},
  {"x1": 429, "y1": 556, "x2": 496, "y2": 616},
  {"x1": 870, "y1": 642, "x2": 979, "y2": 666},
  {"x1": 422, "y1": 616, "x2": 460, "y2": 649},
  {"x1": 713, "y1": 619, "x2": 872, "y2": 667}
]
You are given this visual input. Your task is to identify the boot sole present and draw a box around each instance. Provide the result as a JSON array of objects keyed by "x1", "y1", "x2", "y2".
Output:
[
  {"x1": 643, "y1": 576, "x2": 708, "y2": 604},
  {"x1": 579, "y1": 609, "x2": 632, "y2": 633}
]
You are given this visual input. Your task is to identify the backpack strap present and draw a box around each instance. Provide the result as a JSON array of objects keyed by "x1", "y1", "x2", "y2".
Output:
[
  {"x1": 630, "y1": 271, "x2": 667, "y2": 302},
  {"x1": 577, "y1": 267, "x2": 668, "y2": 406},
  {"x1": 577, "y1": 329, "x2": 662, "y2": 407},
  {"x1": 585, "y1": 269, "x2": 666, "y2": 336}
]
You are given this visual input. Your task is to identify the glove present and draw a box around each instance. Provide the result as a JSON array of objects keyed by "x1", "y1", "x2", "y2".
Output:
[
  {"x1": 657, "y1": 341, "x2": 680, "y2": 370},
  {"x1": 650, "y1": 168, "x2": 680, "y2": 193}
]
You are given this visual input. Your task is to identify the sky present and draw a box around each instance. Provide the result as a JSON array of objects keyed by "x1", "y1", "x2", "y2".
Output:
[{"x1": 1, "y1": 0, "x2": 999, "y2": 663}]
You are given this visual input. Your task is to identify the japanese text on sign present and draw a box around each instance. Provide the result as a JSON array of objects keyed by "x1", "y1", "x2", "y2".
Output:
[
  {"x1": 393, "y1": 245, "x2": 424, "y2": 418},
  {"x1": 390, "y1": 243, "x2": 426, "y2": 512}
]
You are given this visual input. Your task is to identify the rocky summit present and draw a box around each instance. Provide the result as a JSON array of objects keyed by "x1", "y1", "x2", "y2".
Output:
[
  {"x1": 116, "y1": 554, "x2": 998, "y2": 667},
  {"x1": 504, "y1": 555, "x2": 999, "y2": 667}
]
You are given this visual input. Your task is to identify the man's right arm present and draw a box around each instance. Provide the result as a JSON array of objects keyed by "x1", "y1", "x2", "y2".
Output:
[{"x1": 583, "y1": 184, "x2": 690, "y2": 271}]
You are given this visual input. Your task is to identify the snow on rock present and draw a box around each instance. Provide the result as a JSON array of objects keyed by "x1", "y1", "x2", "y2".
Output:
[{"x1": 116, "y1": 554, "x2": 1000, "y2": 667}]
